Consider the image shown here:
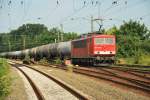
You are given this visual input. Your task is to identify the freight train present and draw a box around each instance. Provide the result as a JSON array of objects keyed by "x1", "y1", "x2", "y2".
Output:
[{"x1": 0, "y1": 34, "x2": 116, "y2": 65}]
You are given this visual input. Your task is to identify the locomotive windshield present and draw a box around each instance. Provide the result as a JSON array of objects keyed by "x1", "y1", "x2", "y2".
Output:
[{"x1": 95, "y1": 38, "x2": 113, "y2": 44}]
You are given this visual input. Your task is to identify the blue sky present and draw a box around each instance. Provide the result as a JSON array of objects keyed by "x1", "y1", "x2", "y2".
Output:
[{"x1": 0, "y1": 0, "x2": 150, "y2": 34}]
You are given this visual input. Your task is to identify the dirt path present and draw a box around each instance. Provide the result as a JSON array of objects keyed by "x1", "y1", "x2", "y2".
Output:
[{"x1": 6, "y1": 67, "x2": 29, "y2": 100}]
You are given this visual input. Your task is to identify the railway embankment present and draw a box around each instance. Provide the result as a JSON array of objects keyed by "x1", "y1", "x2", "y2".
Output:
[{"x1": 0, "y1": 58, "x2": 28, "y2": 100}]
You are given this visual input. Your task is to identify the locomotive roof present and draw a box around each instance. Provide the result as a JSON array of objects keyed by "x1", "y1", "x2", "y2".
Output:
[{"x1": 72, "y1": 34, "x2": 115, "y2": 42}]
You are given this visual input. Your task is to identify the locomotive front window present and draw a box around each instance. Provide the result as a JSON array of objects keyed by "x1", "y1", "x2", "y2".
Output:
[
  {"x1": 105, "y1": 38, "x2": 113, "y2": 44},
  {"x1": 95, "y1": 38, "x2": 113, "y2": 44},
  {"x1": 95, "y1": 38, "x2": 104, "y2": 44}
]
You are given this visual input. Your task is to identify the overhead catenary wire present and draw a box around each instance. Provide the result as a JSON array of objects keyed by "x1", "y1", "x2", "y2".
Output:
[
  {"x1": 102, "y1": 0, "x2": 120, "y2": 15},
  {"x1": 101, "y1": 0, "x2": 149, "y2": 29},
  {"x1": 81, "y1": 0, "x2": 120, "y2": 31},
  {"x1": 65, "y1": 16, "x2": 91, "y2": 32},
  {"x1": 50, "y1": 1, "x2": 88, "y2": 30},
  {"x1": 1, "y1": 0, "x2": 118, "y2": 33},
  {"x1": 7, "y1": 0, "x2": 12, "y2": 31},
  {"x1": 0, "y1": 0, "x2": 4, "y2": 15},
  {"x1": 104, "y1": 0, "x2": 148, "y2": 17},
  {"x1": 139, "y1": 12, "x2": 150, "y2": 20},
  {"x1": 80, "y1": 0, "x2": 101, "y2": 16},
  {"x1": 43, "y1": 0, "x2": 61, "y2": 21},
  {"x1": 0, "y1": 0, "x2": 149, "y2": 34},
  {"x1": 0, "y1": 0, "x2": 4, "y2": 9},
  {"x1": 16, "y1": 0, "x2": 33, "y2": 26},
  {"x1": 59, "y1": 0, "x2": 89, "y2": 24},
  {"x1": 97, "y1": 1, "x2": 101, "y2": 18},
  {"x1": 63, "y1": 0, "x2": 103, "y2": 23},
  {"x1": 24, "y1": 0, "x2": 33, "y2": 23},
  {"x1": 19, "y1": 0, "x2": 26, "y2": 25},
  {"x1": 54, "y1": 0, "x2": 102, "y2": 32}
]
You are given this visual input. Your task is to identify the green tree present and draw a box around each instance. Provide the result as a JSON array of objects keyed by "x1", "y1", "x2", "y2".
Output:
[
  {"x1": 106, "y1": 26, "x2": 119, "y2": 35},
  {"x1": 105, "y1": 20, "x2": 150, "y2": 59},
  {"x1": 0, "y1": 24, "x2": 78, "y2": 53},
  {"x1": 119, "y1": 20, "x2": 149, "y2": 40},
  {"x1": 63, "y1": 32, "x2": 78, "y2": 41}
]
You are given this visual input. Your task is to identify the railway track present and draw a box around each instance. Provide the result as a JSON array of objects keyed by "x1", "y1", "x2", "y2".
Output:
[
  {"x1": 116, "y1": 64, "x2": 150, "y2": 69},
  {"x1": 10, "y1": 62, "x2": 44, "y2": 100},
  {"x1": 97, "y1": 64, "x2": 150, "y2": 74},
  {"x1": 110, "y1": 66, "x2": 150, "y2": 75},
  {"x1": 9, "y1": 61, "x2": 91, "y2": 100},
  {"x1": 101, "y1": 67, "x2": 150, "y2": 80},
  {"x1": 46, "y1": 64, "x2": 150, "y2": 97},
  {"x1": 79, "y1": 64, "x2": 150, "y2": 81}
]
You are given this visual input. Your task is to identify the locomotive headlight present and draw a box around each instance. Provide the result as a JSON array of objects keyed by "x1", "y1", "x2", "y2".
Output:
[{"x1": 96, "y1": 56, "x2": 100, "y2": 60}]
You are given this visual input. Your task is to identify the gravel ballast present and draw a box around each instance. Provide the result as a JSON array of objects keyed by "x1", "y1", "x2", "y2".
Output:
[
  {"x1": 31, "y1": 64, "x2": 150, "y2": 100},
  {"x1": 18, "y1": 65, "x2": 78, "y2": 100}
]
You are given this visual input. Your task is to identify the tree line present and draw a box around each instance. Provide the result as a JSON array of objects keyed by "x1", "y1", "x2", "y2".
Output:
[{"x1": 0, "y1": 24, "x2": 78, "y2": 52}]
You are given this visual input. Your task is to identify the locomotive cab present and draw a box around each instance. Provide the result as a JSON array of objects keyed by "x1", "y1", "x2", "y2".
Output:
[
  {"x1": 71, "y1": 34, "x2": 116, "y2": 65},
  {"x1": 93, "y1": 35, "x2": 116, "y2": 64}
]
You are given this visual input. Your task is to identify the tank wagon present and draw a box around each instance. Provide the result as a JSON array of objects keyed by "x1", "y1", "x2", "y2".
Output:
[
  {"x1": 0, "y1": 34, "x2": 116, "y2": 65},
  {"x1": 34, "y1": 41, "x2": 71, "y2": 60}
]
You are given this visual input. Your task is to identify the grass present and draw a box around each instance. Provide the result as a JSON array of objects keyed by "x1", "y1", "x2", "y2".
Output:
[
  {"x1": 5, "y1": 67, "x2": 28, "y2": 100},
  {"x1": 138, "y1": 54, "x2": 150, "y2": 65},
  {"x1": 116, "y1": 57, "x2": 150, "y2": 71},
  {"x1": 117, "y1": 54, "x2": 150, "y2": 66},
  {"x1": 0, "y1": 58, "x2": 11, "y2": 100},
  {"x1": 54, "y1": 57, "x2": 62, "y2": 64}
]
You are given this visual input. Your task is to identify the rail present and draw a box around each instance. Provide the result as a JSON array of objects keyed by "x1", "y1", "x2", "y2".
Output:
[{"x1": 9, "y1": 61, "x2": 92, "y2": 100}]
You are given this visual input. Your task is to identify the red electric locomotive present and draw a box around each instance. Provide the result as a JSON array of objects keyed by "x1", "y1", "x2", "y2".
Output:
[{"x1": 71, "y1": 34, "x2": 116, "y2": 65}]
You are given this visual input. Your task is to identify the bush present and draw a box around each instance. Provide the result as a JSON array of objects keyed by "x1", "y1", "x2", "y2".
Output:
[
  {"x1": 138, "y1": 54, "x2": 150, "y2": 65},
  {"x1": 116, "y1": 58, "x2": 126, "y2": 64},
  {"x1": 39, "y1": 57, "x2": 49, "y2": 65},
  {"x1": 54, "y1": 58, "x2": 62, "y2": 64}
]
